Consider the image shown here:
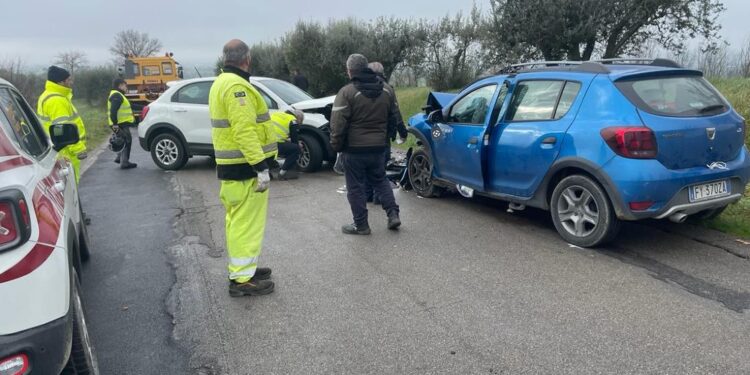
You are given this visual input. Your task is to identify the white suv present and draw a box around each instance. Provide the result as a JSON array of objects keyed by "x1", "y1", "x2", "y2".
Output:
[
  {"x1": 138, "y1": 77, "x2": 335, "y2": 171},
  {"x1": 0, "y1": 79, "x2": 98, "y2": 374}
]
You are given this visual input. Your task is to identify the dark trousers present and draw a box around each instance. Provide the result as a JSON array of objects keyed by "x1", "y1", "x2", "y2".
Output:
[
  {"x1": 343, "y1": 150, "x2": 399, "y2": 227},
  {"x1": 117, "y1": 123, "x2": 134, "y2": 164},
  {"x1": 277, "y1": 141, "x2": 300, "y2": 171},
  {"x1": 365, "y1": 146, "x2": 391, "y2": 201}
]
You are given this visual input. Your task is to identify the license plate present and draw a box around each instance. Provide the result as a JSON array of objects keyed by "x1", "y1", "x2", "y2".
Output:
[{"x1": 688, "y1": 180, "x2": 730, "y2": 202}]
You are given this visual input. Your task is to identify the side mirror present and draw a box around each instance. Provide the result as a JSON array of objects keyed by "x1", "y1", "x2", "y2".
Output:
[
  {"x1": 49, "y1": 123, "x2": 80, "y2": 151},
  {"x1": 427, "y1": 110, "x2": 443, "y2": 124}
]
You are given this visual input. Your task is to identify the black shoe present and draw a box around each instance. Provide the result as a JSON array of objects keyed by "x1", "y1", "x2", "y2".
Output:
[
  {"x1": 279, "y1": 170, "x2": 299, "y2": 180},
  {"x1": 120, "y1": 162, "x2": 137, "y2": 169},
  {"x1": 228, "y1": 279, "x2": 275, "y2": 297},
  {"x1": 254, "y1": 267, "x2": 272, "y2": 280},
  {"x1": 387, "y1": 213, "x2": 401, "y2": 230},
  {"x1": 114, "y1": 158, "x2": 120, "y2": 164},
  {"x1": 342, "y1": 223, "x2": 371, "y2": 235},
  {"x1": 269, "y1": 168, "x2": 281, "y2": 180}
]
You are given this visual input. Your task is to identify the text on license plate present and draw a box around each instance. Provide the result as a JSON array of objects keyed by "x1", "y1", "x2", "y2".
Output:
[{"x1": 689, "y1": 180, "x2": 730, "y2": 202}]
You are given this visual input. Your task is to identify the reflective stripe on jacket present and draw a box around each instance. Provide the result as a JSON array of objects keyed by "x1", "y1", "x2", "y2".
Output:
[
  {"x1": 107, "y1": 90, "x2": 135, "y2": 125},
  {"x1": 36, "y1": 80, "x2": 87, "y2": 155},
  {"x1": 209, "y1": 69, "x2": 274, "y2": 180}
]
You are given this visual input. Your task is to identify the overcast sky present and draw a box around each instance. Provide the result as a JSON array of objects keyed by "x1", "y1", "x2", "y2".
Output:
[{"x1": 1, "y1": 0, "x2": 748, "y2": 74}]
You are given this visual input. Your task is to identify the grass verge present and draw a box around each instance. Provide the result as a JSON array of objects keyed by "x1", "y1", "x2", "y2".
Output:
[{"x1": 74, "y1": 100, "x2": 111, "y2": 149}]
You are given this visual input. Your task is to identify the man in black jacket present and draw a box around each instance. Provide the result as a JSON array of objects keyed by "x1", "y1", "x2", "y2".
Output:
[
  {"x1": 330, "y1": 54, "x2": 401, "y2": 235},
  {"x1": 365, "y1": 61, "x2": 407, "y2": 204}
]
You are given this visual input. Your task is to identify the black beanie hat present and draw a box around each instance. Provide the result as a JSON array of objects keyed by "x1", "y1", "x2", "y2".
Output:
[
  {"x1": 112, "y1": 78, "x2": 126, "y2": 89},
  {"x1": 47, "y1": 66, "x2": 71, "y2": 83}
]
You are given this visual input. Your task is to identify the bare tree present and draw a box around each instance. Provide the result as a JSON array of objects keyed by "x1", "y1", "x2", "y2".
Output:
[
  {"x1": 55, "y1": 50, "x2": 88, "y2": 76},
  {"x1": 738, "y1": 36, "x2": 750, "y2": 78},
  {"x1": 0, "y1": 58, "x2": 45, "y2": 102},
  {"x1": 109, "y1": 30, "x2": 163, "y2": 59}
]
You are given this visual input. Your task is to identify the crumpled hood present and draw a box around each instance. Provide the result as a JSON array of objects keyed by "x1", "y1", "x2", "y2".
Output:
[{"x1": 291, "y1": 95, "x2": 335, "y2": 111}]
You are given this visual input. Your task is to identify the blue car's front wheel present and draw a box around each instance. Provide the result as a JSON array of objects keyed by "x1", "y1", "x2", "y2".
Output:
[
  {"x1": 408, "y1": 149, "x2": 444, "y2": 198},
  {"x1": 550, "y1": 175, "x2": 621, "y2": 247}
]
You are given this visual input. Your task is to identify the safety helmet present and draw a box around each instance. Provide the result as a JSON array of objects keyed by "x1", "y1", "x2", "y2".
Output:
[{"x1": 108, "y1": 131, "x2": 126, "y2": 153}]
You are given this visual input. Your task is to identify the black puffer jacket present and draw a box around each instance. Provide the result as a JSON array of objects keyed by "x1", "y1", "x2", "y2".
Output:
[{"x1": 330, "y1": 69, "x2": 398, "y2": 153}]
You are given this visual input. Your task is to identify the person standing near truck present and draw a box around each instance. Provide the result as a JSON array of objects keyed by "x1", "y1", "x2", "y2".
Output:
[{"x1": 108, "y1": 78, "x2": 137, "y2": 169}]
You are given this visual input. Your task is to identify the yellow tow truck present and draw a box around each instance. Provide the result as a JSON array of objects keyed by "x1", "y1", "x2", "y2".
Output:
[{"x1": 117, "y1": 53, "x2": 183, "y2": 118}]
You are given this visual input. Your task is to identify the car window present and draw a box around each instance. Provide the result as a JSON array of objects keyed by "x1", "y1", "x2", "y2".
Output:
[
  {"x1": 490, "y1": 82, "x2": 510, "y2": 126},
  {"x1": 172, "y1": 82, "x2": 212, "y2": 105},
  {"x1": 0, "y1": 88, "x2": 49, "y2": 157},
  {"x1": 162, "y1": 62, "x2": 173, "y2": 75},
  {"x1": 615, "y1": 76, "x2": 727, "y2": 117},
  {"x1": 507, "y1": 81, "x2": 564, "y2": 121},
  {"x1": 447, "y1": 85, "x2": 497, "y2": 125},
  {"x1": 554, "y1": 82, "x2": 582, "y2": 119},
  {"x1": 257, "y1": 79, "x2": 312, "y2": 105},
  {"x1": 142, "y1": 65, "x2": 161, "y2": 76},
  {"x1": 252, "y1": 85, "x2": 278, "y2": 109}
]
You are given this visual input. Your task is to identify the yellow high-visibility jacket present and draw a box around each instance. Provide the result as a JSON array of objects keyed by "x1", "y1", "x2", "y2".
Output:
[
  {"x1": 107, "y1": 90, "x2": 135, "y2": 125},
  {"x1": 36, "y1": 80, "x2": 87, "y2": 155},
  {"x1": 209, "y1": 68, "x2": 277, "y2": 180}
]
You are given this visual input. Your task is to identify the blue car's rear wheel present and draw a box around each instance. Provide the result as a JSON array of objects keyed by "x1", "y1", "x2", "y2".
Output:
[
  {"x1": 408, "y1": 149, "x2": 443, "y2": 198},
  {"x1": 551, "y1": 175, "x2": 620, "y2": 247}
]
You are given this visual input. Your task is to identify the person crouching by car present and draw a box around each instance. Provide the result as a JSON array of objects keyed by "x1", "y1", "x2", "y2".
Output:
[{"x1": 108, "y1": 78, "x2": 137, "y2": 169}]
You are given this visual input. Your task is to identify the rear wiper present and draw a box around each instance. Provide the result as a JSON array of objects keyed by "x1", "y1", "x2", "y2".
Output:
[{"x1": 698, "y1": 104, "x2": 726, "y2": 114}]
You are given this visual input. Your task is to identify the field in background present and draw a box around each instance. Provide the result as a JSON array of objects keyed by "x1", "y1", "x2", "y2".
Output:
[
  {"x1": 74, "y1": 101, "x2": 111, "y2": 150},
  {"x1": 394, "y1": 79, "x2": 750, "y2": 239}
]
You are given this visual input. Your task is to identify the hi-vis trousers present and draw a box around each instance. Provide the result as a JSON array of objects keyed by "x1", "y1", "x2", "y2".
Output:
[{"x1": 219, "y1": 178, "x2": 269, "y2": 283}]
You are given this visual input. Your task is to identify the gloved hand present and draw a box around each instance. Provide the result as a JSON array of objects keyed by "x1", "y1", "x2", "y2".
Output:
[
  {"x1": 255, "y1": 170, "x2": 270, "y2": 192},
  {"x1": 77, "y1": 151, "x2": 88, "y2": 160}
]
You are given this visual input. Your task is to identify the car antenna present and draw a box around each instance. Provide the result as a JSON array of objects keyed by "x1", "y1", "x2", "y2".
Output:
[{"x1": 194, "y1": 67, "x2": 202, "y2": 78}]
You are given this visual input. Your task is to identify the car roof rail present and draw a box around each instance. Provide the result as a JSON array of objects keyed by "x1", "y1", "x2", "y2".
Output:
[
  {"x1": 498, "y1": 60, "x2": 610, "y2": 75},
  {"x1": 592, "y1": 57, "x2": 683, "y2": 68}
]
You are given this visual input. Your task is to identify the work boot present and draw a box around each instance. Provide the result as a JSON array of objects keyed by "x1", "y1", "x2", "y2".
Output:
[
  {"x1": 278, "y1": 169, "x2": 299, "y2": 180},
  {"x1": 120, "y1": 162, "x2": 137, "y2": 169},
  {"x1": 269, "y1": 167, "x2": 281, "y2": 180},
  {"x1": 387, "y1": 212, "x2": 401, "y2": 230},
  {"x1": 342, "y1": 223, "x2": 371, "y2": 235},
  {"x1": 114, "y1": 156, "x2": 120, "y2": 164},
  {"x1": 253, "y1": 267, "x2": 272, "y2": 280},
  {"x1": 228, "y1": 279, "x2": 275, "y2": 297}
]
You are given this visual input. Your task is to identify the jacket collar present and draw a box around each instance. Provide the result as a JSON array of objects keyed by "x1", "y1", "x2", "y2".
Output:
[
  {"x1": 45, "y1": 80, "x2": 73, "y2": 99},
  {"x1": 222, "y1": 65, "x2": 251, "y2": 81}
]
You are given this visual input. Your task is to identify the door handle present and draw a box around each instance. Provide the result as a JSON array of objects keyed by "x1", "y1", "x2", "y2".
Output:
[
  {"x1": 468, "y1": 137, "x2": 479, "y2": 145},
  {"x1": 541, "y1": 137, "x2": 557, "y2": 145},
  {"x1": 173, "y1": 108, "x2": 187, "y2": 113}
]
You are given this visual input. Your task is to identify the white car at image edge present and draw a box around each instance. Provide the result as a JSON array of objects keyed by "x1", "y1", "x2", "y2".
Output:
[
  {"x1": 138, "y1": 77, "x2": 336, "y2": 171},
  {"x1": 0, "y1": 78, "x2": 98, "y2": 374}
]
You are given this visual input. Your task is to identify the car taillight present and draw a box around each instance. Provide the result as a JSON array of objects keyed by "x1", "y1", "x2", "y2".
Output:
[
  {"x1": 0, "y1": 353, "x2": 29, "y2": 375},
  {"x1": 600, "y1": 126, "x2": 657, "y2": 159},
  {"x1": 140, "y1": 105, "x2": 150, "y2": 120},
  {"x1": 0, "y1": 190, "x2": 31, "y2": 252}
]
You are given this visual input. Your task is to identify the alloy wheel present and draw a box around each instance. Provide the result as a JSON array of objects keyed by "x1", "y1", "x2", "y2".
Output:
[
  {"x1": 556, "y1": 185, "x2": 600, "y2": 238},
  {"x1": 155, "y1": 139, "x2": 179, "y2": 165}
]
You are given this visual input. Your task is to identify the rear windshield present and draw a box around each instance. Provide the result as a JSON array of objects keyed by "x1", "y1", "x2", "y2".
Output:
[{"x1": 615, "y1": 76, "x2": 728, "y2": 117}]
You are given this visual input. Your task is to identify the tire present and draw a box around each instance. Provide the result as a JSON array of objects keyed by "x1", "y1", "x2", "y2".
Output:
[
  {"x1": 408, "y1": 149, "x2": 444, "y2": 198},
  {"x1": 297, "y1": 133, "x2": 323, "y2": 172},
  {"x1": 150, "y1": 133, "x2": 188, "y2": 170},
  {"x1": 691, "y1": 206, "x2": 727, "y2": 221},
  {"x1": 63, "y1": 269, "x2": 99, "y2": 375},
  {"x1": 550, "y1": 175, "x2": 621, "y2": 248}
]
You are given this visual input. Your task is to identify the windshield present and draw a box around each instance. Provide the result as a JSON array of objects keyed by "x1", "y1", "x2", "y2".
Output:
[
  {"x1": 615, "y1": 75, "x2": 728, "y2": 117},
  {"x1": 259, "y1": 79, "x2": 313, "y2": 105}
]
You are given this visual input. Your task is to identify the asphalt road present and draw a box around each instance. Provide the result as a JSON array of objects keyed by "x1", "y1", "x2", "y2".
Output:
[{"x1": 80, "y1": 145, "x2": 750, "y2": 374}]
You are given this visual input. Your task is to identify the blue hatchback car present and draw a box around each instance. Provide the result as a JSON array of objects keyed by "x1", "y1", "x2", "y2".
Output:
[{"x1": 407, "y1": 59, "x2": 750, "y2": 247}]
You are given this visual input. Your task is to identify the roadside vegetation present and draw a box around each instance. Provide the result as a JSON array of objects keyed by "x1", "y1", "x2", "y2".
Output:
[
  {"x1": 75, "y1": 101, "x2": 111, "y2": 148},
  {"x1": 395, "y1": 78, "x2": 750, "y2": 239}
]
